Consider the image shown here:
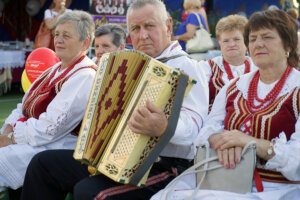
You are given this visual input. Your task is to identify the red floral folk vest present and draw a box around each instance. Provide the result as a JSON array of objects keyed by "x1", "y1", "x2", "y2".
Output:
[{"x1": 224, "y1": 78, "x2": 300, "y2": 183}]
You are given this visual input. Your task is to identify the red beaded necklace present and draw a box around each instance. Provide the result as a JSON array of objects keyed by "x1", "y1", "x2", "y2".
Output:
[
  {"x1": 247, "y1": 66, "x2": 292, "y2": 112},
  {"x1": 223, "y1": 59, "x2": 250, "y2": 80}
]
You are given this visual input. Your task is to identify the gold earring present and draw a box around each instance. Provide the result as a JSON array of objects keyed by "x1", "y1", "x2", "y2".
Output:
[{"x1": 286, "y1": 52, "x2": 290, "y2": 57}]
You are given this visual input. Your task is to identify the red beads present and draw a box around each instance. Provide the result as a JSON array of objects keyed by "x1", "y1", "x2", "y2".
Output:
[
  {"x1": 223, "y1": 59, "x2": 250, "y2": 80},
  {"x1": 247, "y1": 66, "x2": 292, "y2": 112}
]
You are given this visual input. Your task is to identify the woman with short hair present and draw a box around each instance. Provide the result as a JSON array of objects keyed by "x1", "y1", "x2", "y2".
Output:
[
  {"x1": 152, "y1": 9, "x2": 300, "y2": 200},
  {"x1": 0, "y1": 10, "x2": 96, "y2": 198},
  {"x1": 200, "y1": 14, "x2": 258, "y2": 110}
]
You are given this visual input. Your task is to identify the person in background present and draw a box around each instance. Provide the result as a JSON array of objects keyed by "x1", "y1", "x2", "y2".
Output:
[
  {"x1": 44, "y1": 0, "x2": 72, "y2": 50},
  {"x1": 199, "y1": 14, "x2": 257, "y2": 110},
  {"x1": 198, "y1": 0, "x2": 210, "y2": 33},
  {"x1": 118, "y1": 3, "x2": 125, "y2": 15},
  {"x1": 181, "y1": 0, "x2": 209, "y2": 33},
  {"x1": 95, "y1": 1, "x2": 104, "y2": 14},
  {"x1": 297, "y1": 31, "x2": 300, "y2": 69},
  {"x1": 92, "y1": 24, "x2": 126, "y2": 65},
  {"x1": 110, "y1": 3, "x2": 118, "y2": 15},
  {"x1": 180, "y1": 2, "x2": 188, "y2": 22},
  {"x1": 152, "y1": 9, "x2": 300, "y2": 200},
  {"x1": 0, "y1": 10, "x2": 96, "y2": 199},
  {"x1": 104, "y1": 3, "x2": 111, "y2": 15},
  {"x1": 287, "y1": 7, "x2": 300, "y2": 30},
  {"x1": 20, "y1": 0, "x2": 209, "y2": 199},
  {"x1": 173, "y1": 0, "x2": 207, "y2": 51}
]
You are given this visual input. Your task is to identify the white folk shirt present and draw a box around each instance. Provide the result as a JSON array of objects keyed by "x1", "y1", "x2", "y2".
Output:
[
  {"x1": 199, "y1": 55, "x2": 258, "y2": 86},
  {"x1": 151, "y1": 69, "x2": 300, "y2": 200},
  {"x1": 157, "y1": 41, "x2": 209, "y2": 160},
  {"x1": 0, "y1": 56, "x2": 96, "y2": 190}
]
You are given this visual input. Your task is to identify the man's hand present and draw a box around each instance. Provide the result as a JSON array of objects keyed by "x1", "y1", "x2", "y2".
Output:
[{"x1": 128, "y1": 100, "x2": 168, "y2": 137}]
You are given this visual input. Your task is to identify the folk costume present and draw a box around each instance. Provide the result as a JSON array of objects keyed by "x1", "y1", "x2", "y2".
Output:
[
  {"x1": 199, "y1": 55, "x2": 258, "y2": 110},
  {"x1": 151, "y1": 68, "x2": 300, "y2": 200},
  {"x1": 0, "y1": 56, "x2": 96, "y2": 191},
  {"x1": 20, "y1": 41, "x2": 209, "y2": 200}
]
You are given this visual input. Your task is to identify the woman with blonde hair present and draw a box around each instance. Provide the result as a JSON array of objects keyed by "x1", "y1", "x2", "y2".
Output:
[
  {"x1": 173, "y1": 0, "x2": 208, "y2": 51},
  {"x1": 200, "y1": 14, "x2": 258, "y2": 110}
]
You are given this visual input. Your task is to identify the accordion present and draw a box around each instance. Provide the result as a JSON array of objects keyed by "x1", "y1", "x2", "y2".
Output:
[{"x1": 74, "y1": 50, "x2": 196, "y2": 186}]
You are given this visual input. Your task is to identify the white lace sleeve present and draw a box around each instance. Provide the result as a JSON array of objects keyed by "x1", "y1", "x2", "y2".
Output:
[
  {"x1": 264, "y1": 115, "x2": 300, "y2": 181},
  {"x1": 13, "y1": 68, "x2": 95, "y2": 146}
]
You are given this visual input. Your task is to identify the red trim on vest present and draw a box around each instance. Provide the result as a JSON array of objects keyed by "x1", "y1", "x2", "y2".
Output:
[
  {"x1": 225, "y1": 82, "x2": 300, "y2": 184},
  {"x1": 21, "y1": 56, "x2": 94, "y2": 119},
  {"x1": 208, "y1": 60, "x2": 225, "y2": 109},
  {"x1": 13, "y1": 117, "x2": 29, "y2": 127}
]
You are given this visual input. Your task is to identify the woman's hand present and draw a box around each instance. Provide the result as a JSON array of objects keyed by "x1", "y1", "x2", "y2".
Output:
[
  {"x1": 0, "y1": 133, "x2": 13, "y2": 148},
  {"x1": 208, "y1": 130, "x2": 254, "y2": 168},
  {"x1": 128, "y1": 100, "x2": 168, "y2": 137},
  {"x1": 212, "y1": 129, "x2": 253, "y2": 150},
  {"x1": 2, "y1": 125, "x2": 13, "y2": 135},
  {"x1": 216, "y1": 147, "x2": 242, "y2": 168}
]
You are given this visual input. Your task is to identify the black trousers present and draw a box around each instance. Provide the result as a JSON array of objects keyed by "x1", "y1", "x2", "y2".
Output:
[{"x1": 21, "y1": 150, "x2": 192, "y2": 200}]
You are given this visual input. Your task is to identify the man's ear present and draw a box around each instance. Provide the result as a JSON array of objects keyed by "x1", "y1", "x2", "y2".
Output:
[
  {"x1": 166, "y1": 18, "x2": 173, "y2": 38},
  {"x1": 119, "y1": 43, "x2": 125, "y2": 50},
  {"x1": 82, "y1": 38, "x2": 90, "y2": 51}
]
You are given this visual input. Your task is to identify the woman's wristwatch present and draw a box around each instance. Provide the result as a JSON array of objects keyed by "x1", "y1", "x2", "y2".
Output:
[{"x1": 267, "y1": 141, "x2": 274, "y2": 157}]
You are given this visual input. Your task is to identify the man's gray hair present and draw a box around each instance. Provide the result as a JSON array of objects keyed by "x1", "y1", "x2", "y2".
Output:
[
  {"x1": 55, "y1": 10, "x2": 95, "y2": 49},
  {"x1": 95, "y1": 24, "x2": 126, "y2": 48},
  {"x1": 126, "y1": 0, "x2": 169, "y2": 28}
]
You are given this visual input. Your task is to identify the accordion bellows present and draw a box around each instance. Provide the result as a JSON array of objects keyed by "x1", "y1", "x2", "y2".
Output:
[{"x1": 74, "y1": 50, "x2": 195, "y2": 186}]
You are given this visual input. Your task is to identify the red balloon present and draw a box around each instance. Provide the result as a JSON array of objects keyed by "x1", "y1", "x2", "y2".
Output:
[{"x1": 25, "y1": 47, "x2": 60, "y2": 83}]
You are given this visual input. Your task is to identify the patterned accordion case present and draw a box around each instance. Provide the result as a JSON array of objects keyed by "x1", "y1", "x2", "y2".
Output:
[{"x1": 74, "y1": 50, "x2": 196, "y2": 186}]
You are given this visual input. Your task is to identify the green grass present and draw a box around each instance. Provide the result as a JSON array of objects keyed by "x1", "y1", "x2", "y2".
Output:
[{"x1": 0, "y1": 91, "x2": 23, "y2": 128}]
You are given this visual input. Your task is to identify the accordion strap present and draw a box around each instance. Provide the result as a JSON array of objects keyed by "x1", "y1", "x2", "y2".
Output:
[
  {"x1": 157, "y1": 54, "x2": 186, "y2": 63},
  {"x1": 129, "y1": 72, "x2": 190, "y2": 186}
]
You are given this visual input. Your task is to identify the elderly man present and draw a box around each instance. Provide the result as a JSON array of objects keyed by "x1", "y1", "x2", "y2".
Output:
[
  {"x1": 91, "y1": 24, "x2": 126, "y2": 65},
  {"x1": 20, "y1": 1, "x2": 208, "y2": 199}
]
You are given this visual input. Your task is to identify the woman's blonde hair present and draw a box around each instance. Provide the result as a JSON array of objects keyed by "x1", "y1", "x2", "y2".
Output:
[
  {"x1": 183, "y1": 0, "x2": 201, "y2": 10},
  {"x1": 215, "y1": 14, "x2": 248, "y2": 40}
]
